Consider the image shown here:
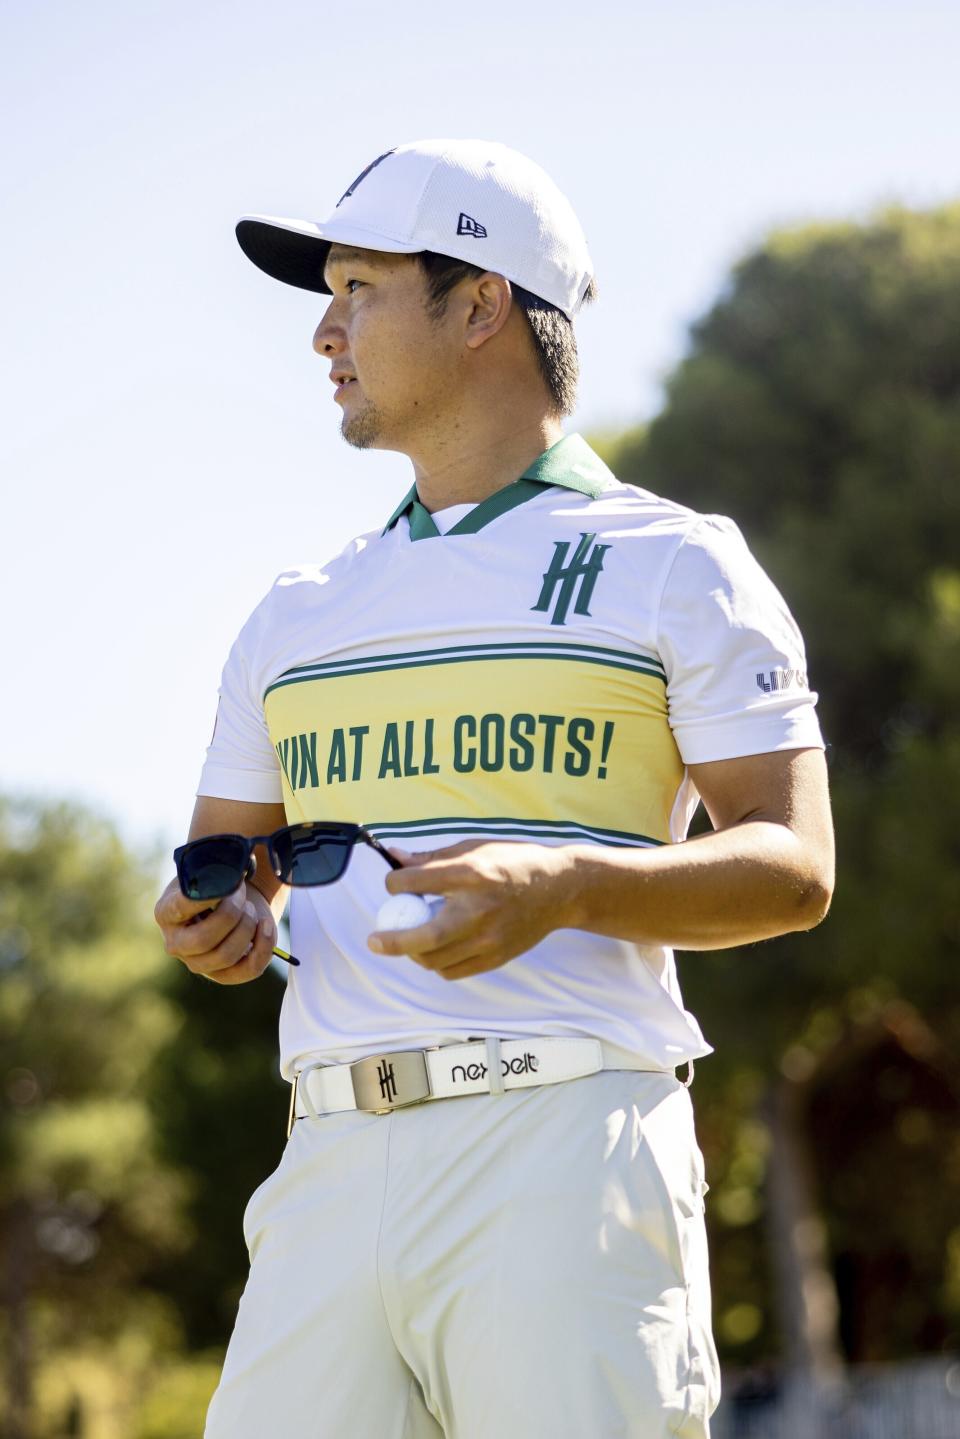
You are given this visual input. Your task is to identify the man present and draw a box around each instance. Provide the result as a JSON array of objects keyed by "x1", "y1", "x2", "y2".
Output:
[{"x1": 154, "y1": 139, "x2": 833, "y2": 1438}]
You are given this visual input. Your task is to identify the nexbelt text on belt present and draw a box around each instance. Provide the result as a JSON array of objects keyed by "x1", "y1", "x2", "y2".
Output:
[{"x1": 287, "y1": 1036, "x2": 694, "y2": 1135}]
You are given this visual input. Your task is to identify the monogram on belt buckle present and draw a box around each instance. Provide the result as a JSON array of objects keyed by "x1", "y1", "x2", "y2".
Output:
[{"x1": 350, "y1": 1050, "x2": 432, "y2": 1113}]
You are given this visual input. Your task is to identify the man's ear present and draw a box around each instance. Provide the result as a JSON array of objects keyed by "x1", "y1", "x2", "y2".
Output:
[{"x1": 463, "y1": 273, "x2": 513, "y2": 350}]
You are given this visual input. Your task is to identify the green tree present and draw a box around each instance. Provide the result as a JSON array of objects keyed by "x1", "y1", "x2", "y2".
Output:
[
  {"x1": 0, "y1": 794, "x2": 291, "y2": 1437},
  {"x1": 597, "y1": 203, "x2": 960, "y2": 1370},
  {"x1": 0, "y1": 798, "x2": 189, "y2": 1435}
]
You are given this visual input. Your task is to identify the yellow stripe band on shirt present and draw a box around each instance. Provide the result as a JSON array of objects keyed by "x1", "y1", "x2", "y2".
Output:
[{"x1": 264, "y1": 654, "x2": 684, "y2": 848}]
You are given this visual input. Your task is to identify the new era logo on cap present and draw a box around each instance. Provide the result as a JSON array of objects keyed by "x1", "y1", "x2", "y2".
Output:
[
  {"x1": 457, "y1": 212, "x2": 487, "y2": 238},
  {"x1": 236, "y1": 138, "x2": 595, "y2": 319}
]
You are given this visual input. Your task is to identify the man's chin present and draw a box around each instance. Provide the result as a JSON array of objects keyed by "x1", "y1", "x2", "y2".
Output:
[{"x1": 341, "y1": 404, "x2": 386, "y2": 451}]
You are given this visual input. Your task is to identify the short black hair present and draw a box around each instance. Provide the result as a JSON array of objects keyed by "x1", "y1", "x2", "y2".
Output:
[{"x1": 412, "y1": 252, "x2": 596, "y2": 418}]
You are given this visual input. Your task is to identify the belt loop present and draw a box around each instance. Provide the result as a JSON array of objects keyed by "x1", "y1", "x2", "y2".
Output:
[
  {"x1": 486, "y1": 1037, "x2": 505, "y2": 1097},
  {"x1": 680, "y1": 1059, "x2": 695, "y2": 1088},
  {"x1": 296, "y1": 1062, "x2": 323, "y2": 1122}
]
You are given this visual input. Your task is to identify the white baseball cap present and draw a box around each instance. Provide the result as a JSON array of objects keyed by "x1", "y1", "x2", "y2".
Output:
[{"x1": 236, "y1": 139, "x2": 595, "y2": 321}]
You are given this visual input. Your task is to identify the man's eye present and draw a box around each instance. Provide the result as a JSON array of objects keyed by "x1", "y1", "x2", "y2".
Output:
[{"x1": 345, "y1": 279, "x2": 364, "y2": 294}]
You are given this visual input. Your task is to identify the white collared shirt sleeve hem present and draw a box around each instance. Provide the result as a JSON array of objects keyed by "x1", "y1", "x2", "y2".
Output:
[
  {"x1": 670, "y1": 706, "x2": 824, "y2": 766},
  {"x1": 658, "y1": 514, "x2": 824, "y2": 765},
  {"x1": 195, "y1": 602, "x2": 284, "y2": 804},
  {"x1": 196, "y1": 763, "x2": 283, "y2": 804}
]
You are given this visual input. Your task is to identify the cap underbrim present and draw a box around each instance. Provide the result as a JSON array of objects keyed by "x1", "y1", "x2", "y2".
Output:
[{"x1": 236, "y1": 215, "x2": 420, "y2": 294}]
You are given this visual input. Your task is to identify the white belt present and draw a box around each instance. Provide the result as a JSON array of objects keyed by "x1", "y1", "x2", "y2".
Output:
[{"x1": 289, "y1": 1038, "x2": 682, "y2": 1133}]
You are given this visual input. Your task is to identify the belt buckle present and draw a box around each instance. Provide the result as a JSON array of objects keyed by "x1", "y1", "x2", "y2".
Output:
[{"x1": 350, "y1": 1050, "x2": 431, "y2": 1113}]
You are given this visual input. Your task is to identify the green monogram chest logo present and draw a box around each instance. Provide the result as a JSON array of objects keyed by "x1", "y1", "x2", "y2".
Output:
[{"x1": 531, "y1": 532, "x2": 611, "y2": 626}]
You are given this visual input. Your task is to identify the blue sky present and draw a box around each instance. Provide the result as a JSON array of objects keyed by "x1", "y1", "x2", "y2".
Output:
[{"x1": 3, "y1": 0, "x2": 958, "y2": 861}]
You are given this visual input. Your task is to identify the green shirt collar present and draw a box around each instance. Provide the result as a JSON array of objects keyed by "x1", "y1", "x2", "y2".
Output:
[{"x1": 381, "y1": 433, "x2": 617, "y2": 541}]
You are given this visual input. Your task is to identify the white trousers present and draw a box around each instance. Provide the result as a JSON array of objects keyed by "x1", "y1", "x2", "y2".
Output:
[{"x1": 204, "y1": 1069, "x2": 720, "y2": 1438}]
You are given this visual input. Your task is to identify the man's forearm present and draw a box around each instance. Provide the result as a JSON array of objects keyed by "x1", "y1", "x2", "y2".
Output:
[{"x1": 563, "y1": 822, "x2": 834, "y2": 951}]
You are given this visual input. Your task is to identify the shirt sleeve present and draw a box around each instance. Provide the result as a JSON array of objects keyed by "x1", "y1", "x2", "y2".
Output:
[
  {"x1": 657, "y1": 515, "x2": 824, "y2": 765},
  {"x1": 196, "y1": 625, "x2": 284, "y2": 804}
]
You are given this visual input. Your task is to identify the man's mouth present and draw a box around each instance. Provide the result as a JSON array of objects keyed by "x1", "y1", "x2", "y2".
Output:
[{"x1": 332, "y1": 365, "x2": 358, "y2": 400}]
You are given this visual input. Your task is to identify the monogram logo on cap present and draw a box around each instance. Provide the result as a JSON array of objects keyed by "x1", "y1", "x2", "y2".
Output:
[{"x1": 337, "y1": 149, "x2": 397, "y2": 207}]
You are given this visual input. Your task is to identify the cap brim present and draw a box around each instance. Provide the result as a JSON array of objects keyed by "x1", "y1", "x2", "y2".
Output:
[
  {"x1": 236, "y1": 217, "x2": 334, "y2": 294},
  {"x1": 236, "y1": 215, "x2": 423, "y2": 294}
]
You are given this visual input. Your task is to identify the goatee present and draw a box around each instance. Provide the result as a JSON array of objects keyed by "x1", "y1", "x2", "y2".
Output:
[{"x1": 341, "y1": 403, "x2": 385, "y2": 450}]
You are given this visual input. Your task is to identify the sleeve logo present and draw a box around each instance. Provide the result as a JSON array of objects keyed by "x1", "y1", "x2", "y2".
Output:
[{"x1": 756, "y1": 667, "x2": 808, "y2": 693}]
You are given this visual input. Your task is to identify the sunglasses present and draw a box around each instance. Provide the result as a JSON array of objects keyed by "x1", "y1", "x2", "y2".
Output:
[{"x1": 173, "y1": 822, "x2": 402, "y2": 967}]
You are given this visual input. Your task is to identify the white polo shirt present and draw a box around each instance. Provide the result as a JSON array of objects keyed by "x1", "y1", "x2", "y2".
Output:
[{"x1": 198, "y1": 434, "x2": 823, "y2": 1078}]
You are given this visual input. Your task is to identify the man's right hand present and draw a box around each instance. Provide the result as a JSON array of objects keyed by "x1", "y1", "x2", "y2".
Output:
[{"x1": 154, "y1": 877, "x2": 279, "y2": 985}]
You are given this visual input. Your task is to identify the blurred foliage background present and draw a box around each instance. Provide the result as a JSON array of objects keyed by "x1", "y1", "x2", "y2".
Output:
[{"x1": 3, "y1": 202, "x2": 959, "y2": 1436}]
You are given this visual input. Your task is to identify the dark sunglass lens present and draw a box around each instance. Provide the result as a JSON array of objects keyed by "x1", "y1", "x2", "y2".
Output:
[
  {"x1": 274, "y1": 825, "x2": 354, "y2": 886},
  {"x1": 179, "y1": 836, "x2": 249, "y2": 900}
]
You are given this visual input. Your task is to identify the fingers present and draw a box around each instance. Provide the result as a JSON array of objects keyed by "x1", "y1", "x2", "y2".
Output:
[
  {"x1": 154, "y1": 877, "x2": 233, "y2": 928},
  {"x1": 203, "y1": 911, "x2": 278, "y2": 986},
  {"x1": 384, "y1": 853, "x2": 474, "y2": 897},
  {"x1": 181, "y1": 900, "x2": 256, "y2": 972},
  {"x1": 431, "y1": 954, "x2": 510, "y2": 981},
  {"x1": 369, "y1": 919, "x2": 509, "y2": 981},
  {"x1": 155, "y1": 877, "x2": 278, "y2": 985},
  {"x1": 372, "y1": 839, "x2": 555, "y2": 982},
  {"x1": 368, "y1": 896, "x2": 513, "y2": 980},
  {"x1": 411, "y1": 936, "x2": 497, "y2": 974},
  {"x1": 368, "y1": 913, "x2": 444, "y2": 958},
  {"x1": 374, "y1": 842, "x2": 515, "y2": 977},
  {"x1": 160, "y1": 881, "x2": 248, "y2": 958}
]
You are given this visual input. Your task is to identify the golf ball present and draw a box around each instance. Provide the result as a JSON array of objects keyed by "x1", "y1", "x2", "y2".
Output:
[{"x1": 375, "y1": 893, "x2": 439, "y2": 932}]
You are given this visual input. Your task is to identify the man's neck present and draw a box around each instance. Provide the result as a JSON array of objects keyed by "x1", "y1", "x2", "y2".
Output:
[{"x1": 406, "y1": 416, "x2": 565, "y2": 513}]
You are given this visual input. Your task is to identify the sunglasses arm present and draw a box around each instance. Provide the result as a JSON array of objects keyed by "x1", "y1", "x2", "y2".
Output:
[
  {"x1": 243, "y1": 855, "x2": 302, "y2": 965},
  {"x1": 364, "y1": 832, "x2": 404, "y2": 871}
]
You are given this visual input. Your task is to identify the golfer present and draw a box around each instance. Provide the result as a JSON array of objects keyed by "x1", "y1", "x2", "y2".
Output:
[{"x1": 154, "y1": 138, "x2": 834, "y2": 1438}]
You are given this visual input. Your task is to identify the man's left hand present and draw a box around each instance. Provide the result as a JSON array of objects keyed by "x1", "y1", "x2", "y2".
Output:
[{"x1": 367, "y1": 840, "x2": 574, "y2": 980}]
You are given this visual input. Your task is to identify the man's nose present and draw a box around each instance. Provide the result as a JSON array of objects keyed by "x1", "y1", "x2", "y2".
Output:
[{"x1": 313, "y1": 302, "x2": 343, "y2": 356}]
